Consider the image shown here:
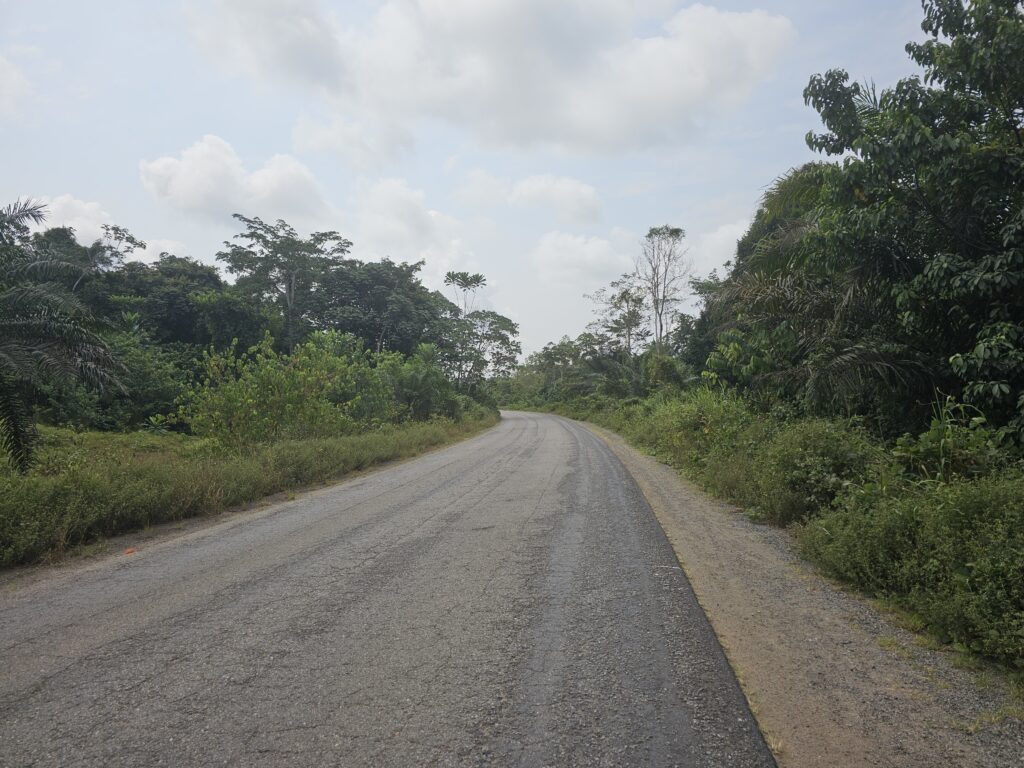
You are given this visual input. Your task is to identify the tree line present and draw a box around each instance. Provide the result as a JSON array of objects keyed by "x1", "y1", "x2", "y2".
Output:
[{"x1": 1, "y1": 204, "x2": 519, "y2": 468}]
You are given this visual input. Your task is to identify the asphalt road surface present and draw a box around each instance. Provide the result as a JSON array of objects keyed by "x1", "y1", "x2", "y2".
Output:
[{"x1": 0, "y1": 412, "x2": 775, "y2": 767}]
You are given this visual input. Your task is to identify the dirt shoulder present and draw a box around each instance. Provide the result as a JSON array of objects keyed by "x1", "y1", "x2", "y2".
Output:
[{"x1": 584, "y1": 422, "x2": 1024, "y2": 768}]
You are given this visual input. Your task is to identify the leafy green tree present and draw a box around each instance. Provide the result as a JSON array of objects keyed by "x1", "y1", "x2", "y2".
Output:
[
  {"x1": 441, "y1": 310, "x2": 521, "y2": 389},
  {"x1": 39, "y1": 323, "x2": 187, "y2": 431},
  {"x1": 90, "y1": 254, "x2": 226, "y2": 346},
  {"x1": 393, "y1": 344, "x2": 460, "y2": 420},
  {"x1": 315, "y1": 259, "x2": 457, "y2": 354},
  {"x1": 179, "y1": 333, "x2": 361, "y2": 444},
  {"x1": 468, "y1": 310, "x2": 522, "y2": 380},
  {"x1": 0, "y1": 201, "x2": 118, "y2": 469},
  {"x1": 192, "y1": 289, "x2": 274, "y2": 350},
  {"x1": 217, "y1": 215, "x2": 352, "y2": 352},
  {"x1": 801, "y1": 0, "x2": 1024, "y2": 436},
  {"x1": 586, "y1": 273, "x2": 650, "y2": 355},
  {"x1": 444, "y1": 271, "x2": 487, "y2": 315}
]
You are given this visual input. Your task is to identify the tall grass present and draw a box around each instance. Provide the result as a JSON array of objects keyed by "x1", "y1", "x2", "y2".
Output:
[{"x1": 0, "y1": 415, "x2": 497, "y2": 567}]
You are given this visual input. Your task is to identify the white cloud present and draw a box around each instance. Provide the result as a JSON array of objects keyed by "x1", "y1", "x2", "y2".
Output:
[
  {"x1": 191, "y1": 1, "x2": 796, "y2": 152},
  {"x1": 35, "y1": 194, "x2": 112, "y2": 245},
  {"x1": 137, "y1": 238, "x2": 190, "y2": 263},
  {"x1": 509, "y1": 175, "x2": 602, "y2": 224},
  {"x1": 356, "y1": 178, "x2": 474, "y2": 287},
  {"x1": 691, "y1": 218, "x2": 749, "y2": 276},
  {"x1": 455, "y1": 168, "x2": 509, "y2": 208},
  {"x1": 457, "y1": 170, "x2": 602, "y2": 224},
  {"x1": 139, "y1": 134, "x2": 331, "y2": 222},
  {"x1": 529, "y1": 231, "x2": 630, "y2": 284},
  {"x1": 188, "y1": 0, "x2": 346, "y2": 94},
  {"x1": 292, "y1": 115, "x2": 412, "y2": 168},
  {"x1": 0, "y1": 54, "x2": 31, "y2": 117}
]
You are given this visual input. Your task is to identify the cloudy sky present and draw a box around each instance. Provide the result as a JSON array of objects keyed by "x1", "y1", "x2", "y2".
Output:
[{"x1": 2, "y1": 0, "x2": 927, "y2": 353}]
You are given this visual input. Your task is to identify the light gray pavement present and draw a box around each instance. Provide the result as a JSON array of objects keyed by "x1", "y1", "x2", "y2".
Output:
[{"x1": 0, "y1": 411, "x2": 775, "y2": 767}]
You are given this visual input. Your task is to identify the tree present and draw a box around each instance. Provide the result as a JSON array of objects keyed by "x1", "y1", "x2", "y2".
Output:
[
  {"x1": 801, "y1": 0, "x2": 1024, "y2": 437},
  {"x1": 635, "y1": 226, "x2": 691, "y2": 352},
  {"x1": 217, "y1": 215, "x2": 352, "y2": 352},
  {"x1": 586, "y1": 273, "x2": 650, "y2": 355},
  {"x1": 316, "y1": 259, "x2": 457, "y2": 355},
  {"x1": 0, "y1": 200, "x2": 119, "y2": 469},
  {"x1": 467, "y1": 310, "x2": 522, "y2": 380},
  {"x1": 444, "y1": 271, "x2": 487, "y2": 316},
  {"x1": 436, "y1": 272, "x2": 520, "y2": 388}
]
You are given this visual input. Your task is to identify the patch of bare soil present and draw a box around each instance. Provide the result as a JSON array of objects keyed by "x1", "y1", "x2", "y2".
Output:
[{"x1": 586, "y1": 423, "x2": 1024, "y2": 768}]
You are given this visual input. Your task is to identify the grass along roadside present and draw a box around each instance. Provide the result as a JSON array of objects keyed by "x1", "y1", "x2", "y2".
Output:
[
  {"x1": 525, "y1": 390, "x2": 1024, "y2": 669},
  {"x1": 0, "y1": 414, "x2": 498, "y2": 568}
]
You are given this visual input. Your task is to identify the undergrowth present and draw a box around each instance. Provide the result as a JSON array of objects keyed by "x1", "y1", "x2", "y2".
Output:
[
  {"x1": 534, "y1": 391, "x2": 1024, "y2": 666},
  {"x1": 0, "y1": 413, "x2": 497, "y2": 567}
]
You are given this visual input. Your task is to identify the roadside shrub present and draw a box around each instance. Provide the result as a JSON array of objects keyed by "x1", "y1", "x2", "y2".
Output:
[
  {"x1": 179, "y1": 334, "x2": 473, "y2": 445},
  {"x1": 392, "y1": 345, "x2": 462, "y2": 421},
  {"x1": 543, "y1": 385, "x2": 1024, "y2": 663},
  {"x1": 801, "y1": 471, "x2": 1024, "y2": 664},
  {"x1": 754, "y1": 419, "x2": 882, "y2": 525},
  {"x1": 892, "y1": 400, "x2": 1010, "y2": 481},
  {"x1": 37, "y1": 329, "x2": 189, "y2": 431},
  {"x1": 180, "y1": 334, "x2": 360, "y2": 444},
  {"x1": 0, "y1": 415, "x2": 497, "y2": 567},
  {"x1": 641, "y1": 387, "x2": 757, "y2": 469}
]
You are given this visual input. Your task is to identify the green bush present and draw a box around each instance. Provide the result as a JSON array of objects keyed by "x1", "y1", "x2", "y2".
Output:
[
  {"x1": 179, "y1": 334, "x2": 362, "y2": 444},
  {"x1": 801, "y1": 471, "x2": 1024, "y2": 664},
  {"x1": 640, "y1": 388, "x2": 757, "y2": 467},
  {"x1": 179, "y1": 334, "x2": 468, "y2": 445},
  {"x1": 754, "y1": 419, "x2": 882, "y2": 525},
  {"x1": 38, "y1": 329, "x2": 189, "y2": 431},
  {"x1": 892, "y1": 400, "x2": 1009, "y2": 482}
]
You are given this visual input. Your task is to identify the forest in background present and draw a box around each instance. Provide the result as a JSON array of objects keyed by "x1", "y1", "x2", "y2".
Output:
[
  {"x1": 1, "y1": 206, "x2": 516, "y2": 564},
  {"x1": 499, "y1": 0, "x2": 1024, "y2": 666}
]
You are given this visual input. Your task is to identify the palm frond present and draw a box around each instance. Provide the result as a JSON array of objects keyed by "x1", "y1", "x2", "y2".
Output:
[
  {"x1": 0, "y1": 201, "x2": 122, "y2": 469},
  {"x1": 0, "y1": 199, "x2": 48, "y2": 229},
  {"x1": 0, "y1": 256, "x2": 88, "y2": 284},
  {"x1": 0, "y1": 378, "x2": 36, "y2": 472}
]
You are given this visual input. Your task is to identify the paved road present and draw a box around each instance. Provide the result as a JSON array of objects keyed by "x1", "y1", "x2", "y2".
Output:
[{"x1": 0, "y1": 412, "x2": 774, "y2": 767}]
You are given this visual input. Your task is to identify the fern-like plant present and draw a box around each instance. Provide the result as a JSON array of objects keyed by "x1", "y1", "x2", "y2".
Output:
[{"x1": 0, "y1": 200, "x2": 119, "y2": 471}]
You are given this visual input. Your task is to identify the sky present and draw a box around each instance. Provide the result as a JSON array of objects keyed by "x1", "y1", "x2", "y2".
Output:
[{"x1": 1, "y1": 0, "x2": 929, "y2": 354}]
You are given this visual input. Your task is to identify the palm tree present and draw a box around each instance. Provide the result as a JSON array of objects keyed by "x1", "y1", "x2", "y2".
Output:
[
  {"x1": 0, "y1": 200, "x2": 119, "y2": 471},
  {"x1": 712, "y1": 164, "x2": 931, "y2": 414}
]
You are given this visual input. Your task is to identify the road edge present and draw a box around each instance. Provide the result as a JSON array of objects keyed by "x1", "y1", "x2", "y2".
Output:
[{"x1": 0, "y1": 416, "x2": 503, "y2": 588}]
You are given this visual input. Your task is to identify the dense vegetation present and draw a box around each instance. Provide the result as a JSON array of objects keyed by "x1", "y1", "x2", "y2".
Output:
[
  {"x1": 1, "y1": 204, "x2": 512, "y2": 563},
  {"x1": 499, "y1": 0, "x2": 1024, "y2": 665}
]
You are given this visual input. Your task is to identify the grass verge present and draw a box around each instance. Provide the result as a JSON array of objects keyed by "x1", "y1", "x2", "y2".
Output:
[
  {"x1": 523, "y1": 392, "x2": 1024, "y2": 668},
  {"x1": 0, "y1": 414, "x2": 497, "y2": 568}
]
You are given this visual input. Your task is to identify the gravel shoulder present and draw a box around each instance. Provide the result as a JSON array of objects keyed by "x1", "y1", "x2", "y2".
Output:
[{"x1": 583, "y1": 421, "x2": 1024, "y2": 768}]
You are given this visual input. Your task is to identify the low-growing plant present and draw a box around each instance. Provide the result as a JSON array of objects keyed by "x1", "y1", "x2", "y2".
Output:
[
  {"x1": 801, "y1": 471, "x2": 1024, "y2": 664},
  {"x1": 535, "y1": 384, "x2": 1024, "y2": 663},
  {"x1": 0, "y1": 414, "x2": 497, "y2": 567},
  {"x1": 179, "y1": 334, "x2": 360, "y2": 444},
  {"x1": 893, "y1": 398, "x2": 1009, "y2": 482},
  {"x1": 754, "y1": 419, "x2": 882, "y2": 525}
]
